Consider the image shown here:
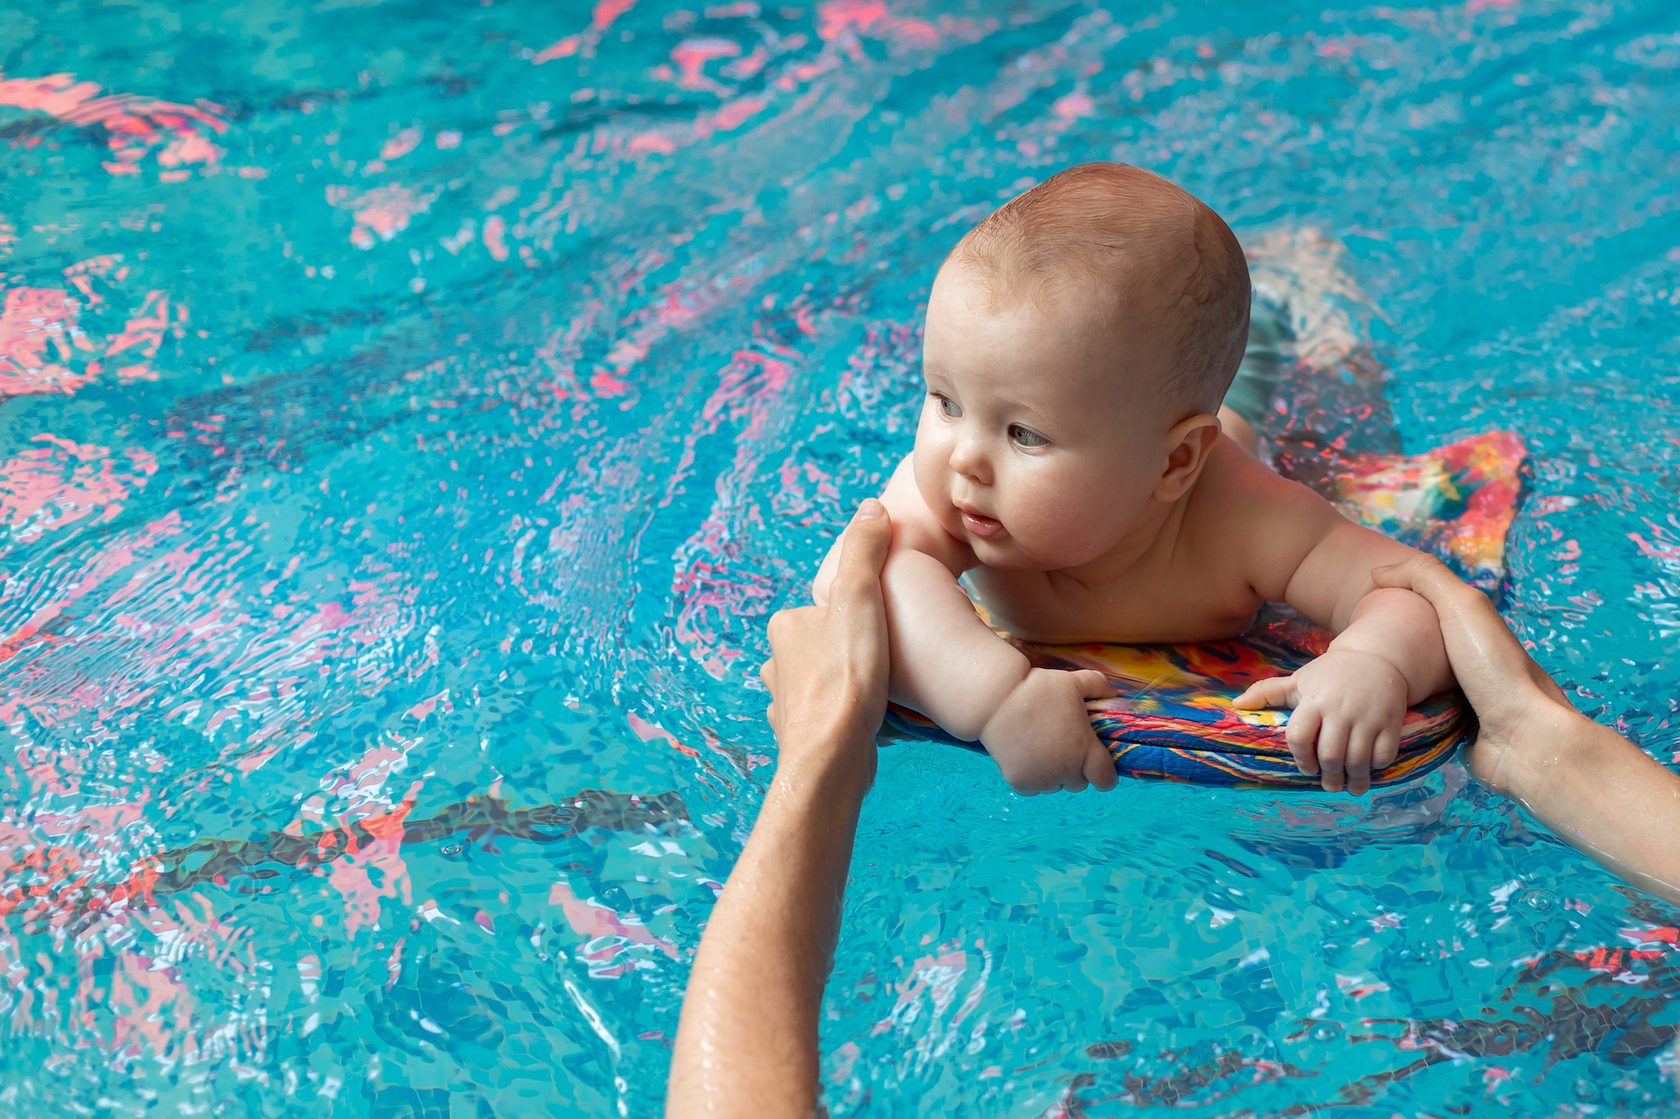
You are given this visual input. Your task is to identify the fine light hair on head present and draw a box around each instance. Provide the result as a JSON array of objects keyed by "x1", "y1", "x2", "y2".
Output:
[{"x1": 952, "y1": 162, "x2": 1251, "y2": 412}]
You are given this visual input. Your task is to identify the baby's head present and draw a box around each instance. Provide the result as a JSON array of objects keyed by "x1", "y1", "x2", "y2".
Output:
[
  {"x1": 946, "y1": 162, "x2": 1250, "y2": 413},
  {"x1": 914, "y1": 163, "x2": 1251, "y2": 572}
]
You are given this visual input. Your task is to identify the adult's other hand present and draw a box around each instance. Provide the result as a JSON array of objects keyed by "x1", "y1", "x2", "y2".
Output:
[{"x1": 1375, "y1": 554, "x2": 1680, "y2": 904}]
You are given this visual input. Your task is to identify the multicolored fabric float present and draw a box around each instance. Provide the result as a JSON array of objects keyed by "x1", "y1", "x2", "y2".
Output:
[{"x1": 888, "y1": 430, "x2": 1528, "y2": 789}]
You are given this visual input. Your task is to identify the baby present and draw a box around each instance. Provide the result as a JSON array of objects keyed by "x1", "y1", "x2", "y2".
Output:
[{"x1": 814, "y1": 162, "x2": 1454, "y2": 796}]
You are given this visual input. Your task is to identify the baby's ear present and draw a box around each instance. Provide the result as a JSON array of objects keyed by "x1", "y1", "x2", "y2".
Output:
[{"x1": 1154, "y1": 413, "x2": 1223, "y2": 502}]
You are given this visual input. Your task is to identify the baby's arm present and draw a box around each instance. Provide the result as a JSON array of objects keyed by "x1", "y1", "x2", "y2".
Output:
[
  {"x1": 812, "y1": 457, "x2": 1116, "y2": 794},
  {"x1": 1218, "y1": 457, "x2": 1453, "y2": 794}
]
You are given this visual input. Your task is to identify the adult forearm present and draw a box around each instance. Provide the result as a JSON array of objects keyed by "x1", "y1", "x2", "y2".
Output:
[
  {"x1": 1331, "y1": 587, "x2": 1454, "y2": 703},
  {"x1": 1491, "y1": 706, "x2": 1680, "y2": 905},
  {"x1": 667, "y1": 741, "x2": 870, "y2": 1117}
]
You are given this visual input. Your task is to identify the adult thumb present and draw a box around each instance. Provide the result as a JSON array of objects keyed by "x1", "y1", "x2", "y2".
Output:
[{"x1": 837, "y1": 499, "x2": 893, "y2": 580}]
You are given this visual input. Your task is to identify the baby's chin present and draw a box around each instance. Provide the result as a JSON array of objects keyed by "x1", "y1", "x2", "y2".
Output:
[
  {"x1": 969, "y1": 528, "x2": 1119, "y2": 573},
  {"x1": 966, "y1": 534, "x2": 1054, "y2": 570}
]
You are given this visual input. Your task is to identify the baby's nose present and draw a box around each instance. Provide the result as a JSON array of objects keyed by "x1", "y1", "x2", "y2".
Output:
[{"x1": 949, "y1": 434, "x2": 990, "y2": 482}]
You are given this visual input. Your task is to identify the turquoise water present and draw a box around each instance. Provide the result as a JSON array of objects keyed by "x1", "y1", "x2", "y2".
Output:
[{"x1": 3, "y1": 0, "x2": 1680, "y2": 1114}]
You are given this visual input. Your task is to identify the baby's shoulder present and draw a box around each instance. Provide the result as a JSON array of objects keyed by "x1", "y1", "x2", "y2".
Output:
[
  {"x1": 1190, "y1": 437, "x2": 1329, "y2": 520},
  {"x1": 1189, "y1": 436, "x2": 1344, "y2": 561}
]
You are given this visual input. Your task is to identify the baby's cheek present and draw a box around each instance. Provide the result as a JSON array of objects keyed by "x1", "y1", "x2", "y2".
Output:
[
  {"x1": 909, "y1": 445, "x2": 958, "y2": 533},
  {"x1": 909, "y1": 443, "x2": 939, "y2": 498},
  {"x1": 1015, "y1": 483, "x2": 1112, "y2": 556}
]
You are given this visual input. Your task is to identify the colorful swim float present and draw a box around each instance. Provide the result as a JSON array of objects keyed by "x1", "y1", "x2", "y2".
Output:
[{"x1": 888, "y1": 430, "x2": 1527, "y2": 789}]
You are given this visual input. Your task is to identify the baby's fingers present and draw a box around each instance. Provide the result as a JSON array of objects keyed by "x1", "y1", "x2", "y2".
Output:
[
  {"x1": 1373, "y1": 727, "x2": 1400, "y2": 772},
  {"x1": 1315, "y1": 717, "x2": 1349, "y2": 794},
  {"x1": 1344, "y1": 724, "x2": 1376, "y2": 797},
  {"x1": 1073, "y1": 669, "x2": 1118, "y2": 702},
  {"x1": 1283, "y1": 705, "x2": 1322, "y2": 777},
  {"x1": 1083, "y1": 738, "x2": 1118, "y2": 792},
  {"x1": 1233, "y1": 675, "x2": 1297, "y2": 711}
]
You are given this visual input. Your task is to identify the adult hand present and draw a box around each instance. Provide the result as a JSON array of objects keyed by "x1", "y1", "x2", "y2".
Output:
[
  {"x1": 1371, "y1": 553, "x2": 1569, "y2": 796},
  {"x1": 761, "y1": 499, "x2": 893, "y2": 785},
  {"x1": 1372, "y1": 552, "x2": 1680, "y2": 905}
]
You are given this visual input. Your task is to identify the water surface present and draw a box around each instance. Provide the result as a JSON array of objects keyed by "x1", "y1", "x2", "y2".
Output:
[{"x1": 2, "y1": 0, "x2": 1680, "y2": 1114}]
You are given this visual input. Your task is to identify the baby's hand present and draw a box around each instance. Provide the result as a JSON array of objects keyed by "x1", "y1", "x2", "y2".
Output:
[
  {"x1": 1232, "y1": 649, "x2": 1408, "y2": 795},
  {"x1": 979, "y1": 667, "x2": 1117, "y2": 795}
]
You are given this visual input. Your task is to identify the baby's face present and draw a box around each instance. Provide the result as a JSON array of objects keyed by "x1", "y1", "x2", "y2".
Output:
[{"x1": 913, "y1": 260, "x2": 1181, "y2": 573}]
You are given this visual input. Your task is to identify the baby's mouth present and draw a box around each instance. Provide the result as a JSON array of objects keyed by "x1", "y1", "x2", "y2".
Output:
[{"x1": 959, "y1": 509, "x2": 1004, "y2": 538}]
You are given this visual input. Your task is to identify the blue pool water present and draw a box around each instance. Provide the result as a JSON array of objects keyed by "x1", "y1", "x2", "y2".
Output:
[{"x1": 3, "y1": 0, "x2": 1680, "y2": 1114}]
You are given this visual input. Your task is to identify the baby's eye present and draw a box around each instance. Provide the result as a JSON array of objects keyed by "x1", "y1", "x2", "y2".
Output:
[
  {"x1": 930, "y1": 393, "x2": 961, "y2": 419},
  {"x1": 1009, "y1": 424, "x2": 1048, "y2": 448}
]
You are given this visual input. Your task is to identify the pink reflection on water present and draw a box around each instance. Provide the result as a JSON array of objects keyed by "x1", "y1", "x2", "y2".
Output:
[
  {"x1": 1051, "y1": 89, "x2": 1094, "y2": 120},
  {"x1": 533, "y1": 0, "x2": 641, "y2": 63},
  {"x1": 0, "y1": 256, "x2": 188, "y2": 397},
  {"x1": 0, "y1": 436, "x2": 157, "y2": 543},
  {"x1": 101, "y1": 290, "x2": 184, "y2": 382},
  {"x1": 379, "y1": 126, "x2": 423, "y2": 163},
  {"x1": 870, "y1": 941, "x2": 992, "y2": 1048},
  {"x1": 772, "y1": 460, "x2": 841, "y2": 528},
  {"x1": 628, "y1": 712, "x2": 701, "y2": 759},
  {"x1": 670, "y1": 348, "x2": 793, "y2": 676},
  {"x1": 551, "y1": 880, "x2": 679, "y2": 979},
  {"x1": 0, "y1": 72, "x2": 228, "y2": 178},
  {"x1": 0, "y1": 286, "x2": 91, "y2": 394},
  {"x1": 328, "y1": 184, "x2": 436, "y2": 250},
  {"x1": 482, "y1": 214, "x2": 509, "y2": 261},
  {"x1": 1629, "y1": 514, "x2": 1680, "y2": 567},
  {"x1": 664, "y1": 38, "x2": 743, "y2": 91},
  {"x1": 817, "y1": 0, "x2": 942, "y2": 52},
  {"x1": 535, "y1": 261, "x2": 760, "y2": 404},
  {"x1": 327, "y1": 797, "x2": 416, "y2": 937},
  {"x1": 105, "y1": 950, "x2": 191, "y2": 1058},
  {"x1": 0, "y1": 860, "x2": 266, "y2": 1064}
]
